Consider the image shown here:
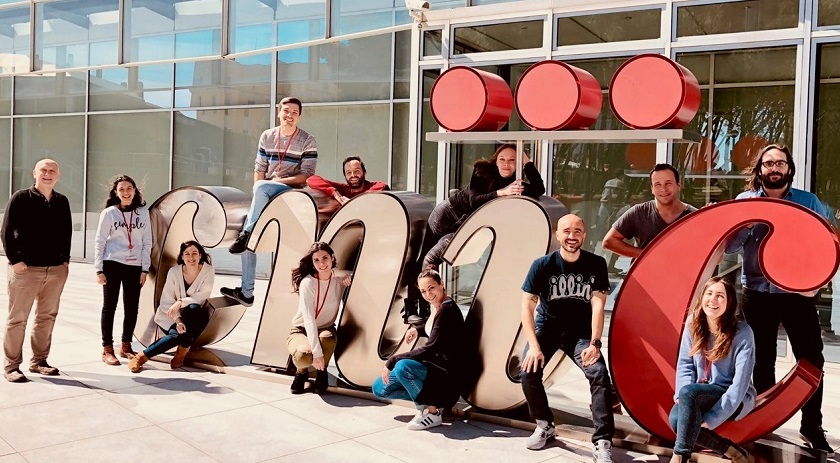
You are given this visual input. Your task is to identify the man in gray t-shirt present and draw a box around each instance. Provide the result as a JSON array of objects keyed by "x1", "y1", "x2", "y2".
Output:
[{"x1": 603, "y1": 164, "x2": 696, "y2": 259}]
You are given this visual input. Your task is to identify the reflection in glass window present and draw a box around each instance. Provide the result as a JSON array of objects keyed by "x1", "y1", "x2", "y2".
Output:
[
  {"x1": 419, "y1": 69, "x2": 439, "y2": 199},
  {"x1": 14, "y1": 72, "x2": 86, "y2": 115},
  {"x1": 277, "y1": 35, "x2": 391, "y2": 103},
  {"x1": 453, "y1": 20, "x2": 543, "y2": 54},
  {"x1": 0, "y1": 118, "x2": 9, "y2": 214},
  {"x1": 173, "y1": 108, "x2": 271, "y2": 193},
  {"x1": 331, "y1": 0, "x2": 409, "y2": 36},
  {"x1": 125, "y1": 0, "x2": 221, "y2": 62},
  {"x1": 819, "y1": 0, "x2": 840, "y2": 26},
  {"x1": 87, "y1": 112, "x2": 171, "y2": 258},
  {"x1": 395, "y1": 30, "x2": 411, "y2": 99},
  {"x1": 175, "y1": 58, "x2": 271, "y2": 107},
  {"x1": 230, "y1": 0, "x2": 278, "y2": 53},
  {"x1": 13, "y1": 116, "x2": 85, "y2": 257},
  {"x1": 0, "y1": 5, "x2": 31, "y2": 74},
  {"x1": 676, "y1": 0, "x2": 798, "y2": 37},
  {"x1": 90, "y1": 64, "x2": 173, "y2": 111},
  {"x1": 36, "y1": 0, "x2": 119, "y2": 70},
  {"x1": 814, "y1": 43, "x2": 840, "y2": 358},
  {"x1": 0, "y1": 76, "x2": 10, "y2": 116},
  {"x1": 557, "y1": 9, "x2": 660, "y2": 46},
  {"x1": 392, "y1": 102, "x2": 409, "y2": 191}
]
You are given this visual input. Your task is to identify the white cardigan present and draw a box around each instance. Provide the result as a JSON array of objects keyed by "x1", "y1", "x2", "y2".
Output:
[{"x1": 154, "y1": 263, "x2": 215, "y2": 329}]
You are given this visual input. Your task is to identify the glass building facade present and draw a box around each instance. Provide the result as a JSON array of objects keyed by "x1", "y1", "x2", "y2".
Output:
[{"x1": 3, "y1": 0, "x2": 840, "y2": 361}]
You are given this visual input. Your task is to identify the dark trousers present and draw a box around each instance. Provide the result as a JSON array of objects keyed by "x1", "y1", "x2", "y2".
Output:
[
  {"x1": 422, "y1": 200, "x2": 466, "y2": 268},
  {"x1": 742, "y1": 288, "x2": 824, "y2": 430},
  {"x1": 101, "y1": 260, "x2": 142, "y2": 346},
  {"x1": 520, "y1": 332, "x2": 615, "y2": 443},
  {"x1": 143, "y1": 304, "x2": 209, "y2": 358}
]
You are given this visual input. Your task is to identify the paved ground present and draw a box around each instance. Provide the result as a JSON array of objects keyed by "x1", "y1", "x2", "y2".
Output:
[{"x1": 0, "y1": 257, "x2": 838, "y2": 463}]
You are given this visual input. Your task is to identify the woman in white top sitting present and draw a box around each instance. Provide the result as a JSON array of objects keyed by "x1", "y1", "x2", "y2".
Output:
[
  {"x1": 129, "y1": 240, "x2": 214, "y2": 373},
  {"x1": 287, "y1": 242, "x2": 352, "y2": 394}
]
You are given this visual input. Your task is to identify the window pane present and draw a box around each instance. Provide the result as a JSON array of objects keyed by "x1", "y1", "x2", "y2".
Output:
[
  {"x1": 87, "y1": 113, "x2": 171, "y2": 257},
  {"x1": 391, "y1": 102, "x2": 408, "y2": 190},
  {"x1": 676, "y1": 0, "x2": 799, "y2": 37},
  {"x1": 230, "y1": 0, "x2": 276, "y2": 53},
  {"x1": 331, "y1": 0, "x2": 407, "y2": 36},
  {"x1": 36, "y1": 0, "x2": 119, "y2": 70},
  {"x1": 125, "y1": 0, "x2": 221, "y2": 62},
  {"x1": 0, "y1": 5, "x2": 30, "y2": 74},
  {"x1": 419, "y1": 69, "x2": 438, "y2": 199},
  {"x1": 277, "y1": 34, "x2": 391, "y2": 103},
  {"x1": 303, "y1": 104, "x2": 391, "y2": 184},
  {"x1": 175, "y1": 58, "x2": 271, "y2": 107},
  {"x1": 14, "y1": 72, "x2": 86, "y2": 115},
  {"x1": 13, "y1": 116, "x2": 85, "y2": 258},
  {"x1": 173, "y1": 108, "x2": 270, "y2": 192},
  {"x1": 277, "y1": 3, "x2": 325, "y2": 46},
  {"x1": 713, "y1": 48, "x2": 796, "y2": 84},
  {"x1": 557, "y1": 9, "x2": 660, "y2": 46},
  {"x1": 90, "y1": 64, "x2": 173, "y2": 111},
  {"x1": 0, "y1": 118, "x2": 9, "y2": 216},
  {"x1": 819, "y1": 0, "x2": 840, "y2": 26},
  {"x1": 453, "y1": 20, "x2": 543, "y2": 54},
  {"x1": 395, "y1": 30, "x2": 411, "y2": 99},
  {"x1": 0, "y1": 76, "x2": 10, "y2": 115},
  {"x1": 423, "y1": 29, "x2": 442, "y2": 57}
]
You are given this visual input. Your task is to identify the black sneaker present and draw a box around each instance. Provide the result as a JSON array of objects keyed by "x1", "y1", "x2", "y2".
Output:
[
  {"x1": 290, "y1": 372, "x2": 308, "y2": 394},
  {"x1": 28, "y1": 361, "x2": 59, "y2": 376},
  {"x1": 800, "y1": 426, "x2": 835, "y2": 455},
  {"x1": 220, "y1": 287, "x2": 254, "y2": 307},
  {"x1": 228, "y1": 231, "x2": 251, "y2": 254},
  {"x1": 314, "y1": 370, "x2": 329, "y2": 395}
]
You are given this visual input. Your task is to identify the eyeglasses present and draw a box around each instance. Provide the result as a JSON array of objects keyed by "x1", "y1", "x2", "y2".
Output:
[{"x1": 761, "y1": 160, "x2": 788, "y2": 169}]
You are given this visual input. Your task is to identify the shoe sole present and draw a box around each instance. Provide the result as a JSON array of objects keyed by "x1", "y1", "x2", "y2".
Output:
[
  {"x1": 799, "y1": 433, "x2": 835, "y2": 456},
  {"x1": 221, "y1": 293, "x2": 254, "y2": 307},
  {"x1": 28, "y1": 368, "x2": 59, "y2": 376},
  {"x1": 526, "y1": 434, "x2": 555, "y2": 450}
]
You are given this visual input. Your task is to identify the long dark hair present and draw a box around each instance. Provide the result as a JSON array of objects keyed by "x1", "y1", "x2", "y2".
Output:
[
  {"x1": 291, "y1": 242, "x2": 336, "y2": 292},
  {"x1": 104, "y1": 174, "x2": 146, "y2": 210},
  {"x1": 688, "y1": 276, "x2": 739, "y2": 362},
  {"x1": 176, "y1": 240, "x2": 211, "y2": 265},
  {"x1": 743, "y1": 143, "x2": 795, "y2": 192}
]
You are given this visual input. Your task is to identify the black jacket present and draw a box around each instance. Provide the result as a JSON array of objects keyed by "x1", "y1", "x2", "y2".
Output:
[
  {"x1": 386, "y1": 299, "x2": 465, "y2": 408},
  {"x1": 449, "y1": 161, "x2": 545, "y2": 215},
  {"x1": 1, "y1": 186, "x2": 72, "y2": 266}
]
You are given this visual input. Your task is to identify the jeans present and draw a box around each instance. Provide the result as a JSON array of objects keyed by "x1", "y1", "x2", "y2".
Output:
[
  {"x1": 100, "y1": 260, "x2": 142, "y2": 346},
  {"x1": 520, "y1": 332, "x2": 615, "y2": 443},
  {"x1": 669, "y1": 383, "x2": 734, "y2": 456},
  {"x1": 4, "y1": 265, "x2": 69, "y2": 373},
  {"x1": 742, "y1": 288, "x2": 824, "y2": 430},
  {"x1": 242, "y1": 180, "x2": 292, "y2": 233},
  {"x1": 143, "y1": 304, "x2": 209, "y2": 358},
  {"x1": 240, "y1": 251, "x2": 256, "y2": 298},
  {"x1": 423, "y1": 200, "x2": 466, "y2": 268},
  {"x1": 372, "y1": 359, "x2": 428, "y2": 407}
]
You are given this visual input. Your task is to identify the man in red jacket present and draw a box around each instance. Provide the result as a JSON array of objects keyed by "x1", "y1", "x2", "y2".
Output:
[{"x1": 307, "y1": 156, "x2": 388, "y2": 211}]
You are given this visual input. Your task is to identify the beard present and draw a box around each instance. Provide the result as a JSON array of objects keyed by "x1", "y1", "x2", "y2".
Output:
[
  {"x1": 347, "y1": 176, "x2": 363, "y2": 188},
  {"x1": 761, "y1": 172, "x2": 792, "y2": 189},
  {"x1": 562, "y1": 240, "x2": 581, "y2": 253}
]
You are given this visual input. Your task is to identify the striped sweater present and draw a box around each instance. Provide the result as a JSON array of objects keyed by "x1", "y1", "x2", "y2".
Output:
[{"x1": 255, "y1": 126, "x2": 318, "y2": 180}]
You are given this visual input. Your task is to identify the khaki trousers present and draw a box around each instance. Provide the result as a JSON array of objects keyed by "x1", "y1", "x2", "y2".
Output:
[
  {"x1": 286, "y1": 326, "x2": 337, "y2": 374},
  {"x1": 4, "y1": 265, "x2": 69, "y2": 373}
]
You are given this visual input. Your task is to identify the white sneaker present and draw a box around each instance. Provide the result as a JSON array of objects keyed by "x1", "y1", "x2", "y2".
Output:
[
  {"x1": 407, "y1": 407, "x2": 442, "y2": 430},
  {"x1": 593, "y1": 439, "x2": 614, "y2": 463},
  {"x1": 526, "y1": 420, "x2": 556, "y2": 450}
]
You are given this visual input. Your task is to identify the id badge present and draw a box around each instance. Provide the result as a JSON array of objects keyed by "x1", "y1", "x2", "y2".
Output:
[{"x1": 125, "y1": 255, "x2": 138, "y2": 263}]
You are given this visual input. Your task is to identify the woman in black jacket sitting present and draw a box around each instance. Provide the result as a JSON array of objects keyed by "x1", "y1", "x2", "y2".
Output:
[{"x1": 373, "y1": 269, "x2": 465, "y2": 430}]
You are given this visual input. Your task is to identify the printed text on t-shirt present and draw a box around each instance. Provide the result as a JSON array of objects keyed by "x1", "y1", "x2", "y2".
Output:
[{"x1": 548, "y1": 274, "x2": 596, "y2": 302}]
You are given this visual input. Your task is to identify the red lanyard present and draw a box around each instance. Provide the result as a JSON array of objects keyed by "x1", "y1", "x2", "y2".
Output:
[
  {"x1": 700, "y1": 353, "x2": 712, "y2": 384},
  {"x1": 121, "y1": 209, "x2": 134, "y2": 250},
  {"x1": 314, "y1": 275, "x2": 332, "y2": 319},
  {"x1": 274, "y1": 127, "x2": 298, "y2": 165}
]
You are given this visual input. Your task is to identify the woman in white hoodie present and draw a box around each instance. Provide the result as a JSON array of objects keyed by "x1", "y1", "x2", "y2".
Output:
[
  {"x1": 94, "y1": 175, "x2": 153, "y2": 365},
  {"x1": 129, "y1": 240, "x2": 214, "y2": 373}
]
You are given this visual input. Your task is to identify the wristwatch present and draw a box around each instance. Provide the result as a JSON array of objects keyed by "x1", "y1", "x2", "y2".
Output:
[{"x1": 590, "y1": 339, "x2": 602, "y2": 349}]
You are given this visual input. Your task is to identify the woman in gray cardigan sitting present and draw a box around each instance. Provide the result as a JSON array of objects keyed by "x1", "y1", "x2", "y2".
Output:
[{"x1": 129, "y1": 240, "x2": 214, "y2": 373}]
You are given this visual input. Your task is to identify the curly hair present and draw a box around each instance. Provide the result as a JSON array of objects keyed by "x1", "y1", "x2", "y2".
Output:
[
  {"x1": 743, "y1": 144, "x2": 795, "y2": 192},
  {"x1": 291, "y1": 242, "x2": 336, "y2": 292},
  {"x1": 104, "y1": 174, "x2": 146, "y2": 210}
]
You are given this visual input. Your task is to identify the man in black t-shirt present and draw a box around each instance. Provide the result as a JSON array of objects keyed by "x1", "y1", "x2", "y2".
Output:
[{"x1": 520, "y1": 214, "x2": 614, "y2": 462}]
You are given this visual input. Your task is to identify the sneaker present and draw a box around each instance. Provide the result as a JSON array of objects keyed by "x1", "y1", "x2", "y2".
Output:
[
  {"x1": 4, "y1": 369, "x2": 27, "y2": 383},
  {"x1": 228, "y1": 231, "x2": 251, "y2": 254},
  {"x1": 290, "y1": 372, "x2": 308, "y2": 394},
  {"x1": 28, "y1": 361, "x2": 59, "y2": 376},
  {"x1": 723, "y1": 441, "x2": 752, "y2": 463},
  {"x1": 593, "y1": 439, "x2": 613, "y2": 463},
  {"x1": 800, "y1": 426, "x2": 835, "y2": 455},
  {"x1": 314, "y1": 370, "x2": 329, "y2": 395},
  {"x1": 407, "y1": 407, "x2": 443, "y2": 431},
  {"x1": 220, "y1": 286, "x2": 254, "y2": 307},
  {"x1": 526, "y1": 420, "x2": 556, "y2": 450}
]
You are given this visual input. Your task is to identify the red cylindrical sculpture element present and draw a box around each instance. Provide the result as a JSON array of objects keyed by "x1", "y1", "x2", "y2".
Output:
[
  {"x1": 430, "y1": 67, "x2": 513, "y2": 132},
  {"x1": 515, "y1": 60, "x2": 603, "y2": 130},
  {"x1": 609, "y1": 54, "x2": 700, "y2": 130}
]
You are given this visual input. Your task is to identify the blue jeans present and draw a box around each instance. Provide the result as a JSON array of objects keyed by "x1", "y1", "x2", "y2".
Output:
[
  {"x1": 669, "y1": 383, "x2": 733, "y2": 456},
  {"x1": 242, "y1": 180, "x2": 292, "y2": 233},
  {"x1": 372, "y1": 359, "x2": 428, "y2": 407},
  {"x1": 520, "y1": 332, "x2": 615, "y2": 443},
  {"x1": 143, "y1": 304, "x2": 208, "y2": 358}
]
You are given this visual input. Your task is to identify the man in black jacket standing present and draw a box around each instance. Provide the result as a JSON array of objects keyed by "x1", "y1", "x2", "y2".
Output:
[{"x1": 2, "y1": 159, "x2": 72, "y2": 382}]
